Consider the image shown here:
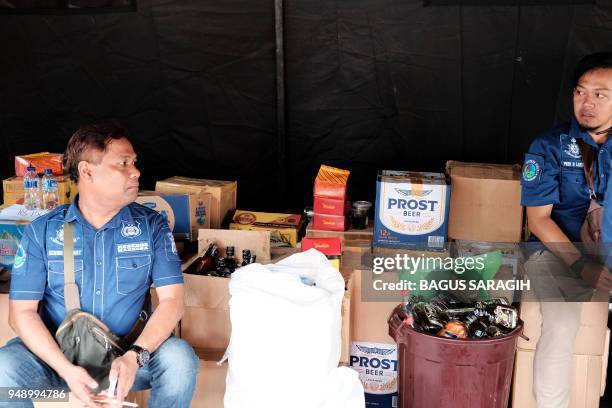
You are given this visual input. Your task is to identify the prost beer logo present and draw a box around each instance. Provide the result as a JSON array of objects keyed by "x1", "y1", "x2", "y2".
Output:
[
  {"x1": 379, "y1": 182, "x2": 446, "y2": 235},
  {"x1": 350, "y1": 342, "x2": 398, "y2": 395}
]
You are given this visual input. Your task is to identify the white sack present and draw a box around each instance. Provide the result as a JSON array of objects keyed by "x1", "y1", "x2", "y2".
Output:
[{"x1": 224, "y1": 249, "x2": 365, "y2": 408}]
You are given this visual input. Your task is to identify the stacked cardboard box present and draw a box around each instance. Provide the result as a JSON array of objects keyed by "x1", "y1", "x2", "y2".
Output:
[
  {"x1": 348, "y1": 269, "x2": 400, "y2": 407},
  {"x1": 181, "y1": 228, "x2": 353, "y2": 364},
  {"x1": 3, "y1": 175, "x2": 77, "y2": 206},
  {"x1": 155, "y1": 177, "x2": 237, "y2": 229},
  {"x1": 14, "y1": 152, "x2": 63, "y2": 177},
  {"x1": 230, "y1": 210, "x2": 302, "y2": 248},
  {"x1": 313, "y1": 165, "x2": 350, "y2": 231},
  {"x1": 136, "y1": 191, "x2": 211, "y2": 241},
  {"x1": 446, "y1": 161, "x2": 523, "y2": 243},
  {"x1": 512, "y1": 300, "x2": 610, "y2": 407},
  {"x1": 373, "y1": 171, "x2": 450, "y2": 251}
]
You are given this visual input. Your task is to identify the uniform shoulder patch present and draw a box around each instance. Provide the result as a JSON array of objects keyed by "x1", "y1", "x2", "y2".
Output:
[
  {"x1": 522, "y1": 153, "x2": 544, "y2": 184},
  {"x1": 13, "y1": 244, "x2": 26, "y2": 269}
]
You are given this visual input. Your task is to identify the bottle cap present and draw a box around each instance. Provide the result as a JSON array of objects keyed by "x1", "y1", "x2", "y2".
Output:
[
  {"x1": 27, "y1": 165, "x2": 36, "y2": 172},
  {"x1": 44, "y1": 168, "x2": 52, "y2": 174}
]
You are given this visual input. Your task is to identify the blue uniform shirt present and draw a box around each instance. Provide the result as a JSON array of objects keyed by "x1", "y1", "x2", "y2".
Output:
[
  {"x1": 521, "y1": 118, "x2": 612, "y2": 243},
  {"x1": 9, "y1": 196, "x2": 183, "y2": 336},
  {"x1": 603, "y1": 163, "x2": 612, "y2": 266}
]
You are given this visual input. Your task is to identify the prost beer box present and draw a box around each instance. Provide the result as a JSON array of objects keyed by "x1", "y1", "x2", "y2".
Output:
[
  {"x1": 374, "y1": 171, "x2": 450, "y2": 251},
  {"x1": 230, "y1": 210, "x2": 302, "y2": 248},
  {"x1": 136, "y1": 191, "x2": 211, "y2": 241}
]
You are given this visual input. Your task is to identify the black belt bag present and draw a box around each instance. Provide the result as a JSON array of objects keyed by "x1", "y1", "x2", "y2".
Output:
[{"x1": 54, "y1": 222, "x2": 150, "y2": 392}]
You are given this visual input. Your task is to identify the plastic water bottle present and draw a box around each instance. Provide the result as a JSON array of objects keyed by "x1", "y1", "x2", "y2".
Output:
[
  {"x1": 23, "y1": 166, "x2": 41, "y2": 210},
  {"x1": 42, "y1": 168, "x2": 59, "y2": 210}
]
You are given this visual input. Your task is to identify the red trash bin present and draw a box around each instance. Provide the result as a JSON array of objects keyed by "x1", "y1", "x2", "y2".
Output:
[{"x1": 388, "y1": 305, "x2": 523, "y2": 408}]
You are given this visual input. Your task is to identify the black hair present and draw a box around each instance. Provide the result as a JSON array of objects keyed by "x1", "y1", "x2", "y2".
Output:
[
  {"x1": 63, "y1": 120, "x2": 129, "y2": 183},
  {"x1": 572, "y1": 52, "x2": 612, "y2": 88}
]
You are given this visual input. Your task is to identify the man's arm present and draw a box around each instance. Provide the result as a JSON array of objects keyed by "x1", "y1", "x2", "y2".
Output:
[
  {"x1": 132, "y1": 283, "x2": 184, "y2": 353},
  {"x1": 527, "y1": 205, "x2": 612, "y2": 291},
  {"x1": 527, "y1": 205, "x2": 582, "y2": 265},
  {"x1": 110, "y1": 283, "x2": 185, "y2": 403},
  {"x1": 9, "y1": 300, "x2": 103, "y2": 407}
]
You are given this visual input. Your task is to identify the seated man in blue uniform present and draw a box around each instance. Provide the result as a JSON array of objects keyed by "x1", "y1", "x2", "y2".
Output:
[
  {"x1": 0, "y1": 122, "x2": 199, "y2": 408},
  {"x1": 521, "y1": 52, "x2": 612, "y2": 408}
]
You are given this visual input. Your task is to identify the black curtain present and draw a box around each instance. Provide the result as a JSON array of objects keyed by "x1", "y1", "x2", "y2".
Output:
[{"x1": 1, "y1": 0, "x2": 611, "y2": 212}]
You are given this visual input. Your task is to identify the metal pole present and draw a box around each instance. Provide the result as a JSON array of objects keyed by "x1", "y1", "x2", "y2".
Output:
[{"x1": 275, "y1": 0, "x2": 286, "y2": 208}]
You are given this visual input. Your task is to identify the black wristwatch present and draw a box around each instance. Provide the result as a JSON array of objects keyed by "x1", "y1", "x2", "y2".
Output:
[
  {"x1": 128, "y1": 345, "x2": 150, "y2": 368},
  {"x1": 569, "y1": 256, "x2": 588, "y2": 277}
]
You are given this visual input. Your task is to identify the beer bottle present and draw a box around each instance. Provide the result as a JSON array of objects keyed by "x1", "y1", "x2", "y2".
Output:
[
  {"x1": 226, "y1": 246, "x2": 237, "y2": 273},
  {"x1": 241, "y1": 249, "x2": 251, "y2": 267}
]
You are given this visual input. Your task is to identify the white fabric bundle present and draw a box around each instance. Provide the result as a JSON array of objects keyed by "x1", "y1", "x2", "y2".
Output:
[{"x1": 224, "y1": 249, "x2": 365, "y2": 408}]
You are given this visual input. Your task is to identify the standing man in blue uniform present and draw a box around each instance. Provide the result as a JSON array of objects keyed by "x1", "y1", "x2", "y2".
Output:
[
  {"x1": 0, "y1": 122, "x2": 199, "y2": 407},
  {"x1": 521, "y1": 52, "x2": 612, "y2": 407}
]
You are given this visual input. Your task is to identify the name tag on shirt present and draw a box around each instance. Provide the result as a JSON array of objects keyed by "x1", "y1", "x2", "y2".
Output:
[{"x1": 117, "y1": 242, "x2": 150, "y2": 253}]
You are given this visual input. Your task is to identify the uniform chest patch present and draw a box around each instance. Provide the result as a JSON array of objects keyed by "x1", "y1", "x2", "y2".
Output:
[
  {"x1": 564, "y1": 137, "x2": 581, "y2": 159},
  {"x1": 560, "y1": 134, "x2": 584, "y2": 168},
  {"x1": 50, "y1": 225, "x2": 80, "y2": 246},
  {"x1": 121, "y1": 221, "x2": 142, "y2": 239}
]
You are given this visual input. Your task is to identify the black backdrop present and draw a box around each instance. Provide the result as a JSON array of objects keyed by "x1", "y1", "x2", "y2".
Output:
[{"x1": 1, "y1": 0, "x2": 612, "y2": 212}]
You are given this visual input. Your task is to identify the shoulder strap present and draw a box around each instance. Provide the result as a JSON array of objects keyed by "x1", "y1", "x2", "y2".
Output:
[
  {"x1": 575, "y1": 138, "x2": 597, "y2": 199},
  {"x1": 123, "y1": 291, "x2": 151, "y2": 346},
  {"x1": 63, "y1": 222, "x2": 81, "y2": 311}
]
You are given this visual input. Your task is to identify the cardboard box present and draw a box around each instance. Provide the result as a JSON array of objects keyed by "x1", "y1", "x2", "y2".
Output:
[
  {"x1": 15, "y1": 152, "x2": 63, "y2": 177},
  {"x1": 313, "y1": 195, "x2": 347, "y2": 216},
  {"x1": 155, "y1": 177, "x2": 237, "y2": 229},
  {"x1": 230, "y1": 210, "x2": 301, "y2": 248},
  {"x1": 302, "y1": 237, "x2": 341, "y2": 270},
  {"x1": 313, "y1": 213, "x2": 348, "y2": 232},
  {"x1": 374, "y1": 170, "x2": 450, "y2": 251},
  {"x1": 0, "y1": 220, "x2": 27, "y2": 271},
  {"x1": 181, "y1": 229, "x2": 272, "y2": 351},
  {"x1": 518, "y1": 300, "x2": 609, "y2": 355},
  {"x1": 512, "y1": 337, "x2": 609, "y2": 408},
  {"x1": 313, "y1": 164, "x2": 350, "y2": 200},
  {"x1": 181, "y1": 273, "x2": 233, "y2": 351},
  {"x1": 181, "y1": 230, "x2": 351, "y2": 363},
  {"x1": 349, "y1": 270, "x2": 399, "y2": 407},
  {"x1": 340, "y1": 272, "x2": 354, "y2": 365},
  {"x1": 306, "y1": 220, "x2": 373, "y2": 246},
  {"x1": 446, "y1": 161, "x2": 523, "y2": 243},
  {"x1": 3, "y1": 176, "x2": 77, "y2": 206},
  {"x1": 132, "y1": 359, "x2": 227, "y2": 408},
  {"x1": 0, "y1": 293, "x2": 16, "y2": 346},
  {"x1": 454, "y1": 240, "x2": 523, "y2": 302},
  {"x1": 136, "y1": 191, "x2": 211, "y2": 241},
  {"x1": 198, "y1": 229, "x2": 272, "y2": 264}
]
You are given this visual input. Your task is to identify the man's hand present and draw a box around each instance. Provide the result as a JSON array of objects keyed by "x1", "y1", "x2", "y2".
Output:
[
  {"x1": 108, "y1": 351, "x2": 139, "y2": 405},
  {"x1": 580, "y1": 262, "x2": 612, "y2": 292},
  {"x1": 59, "y1": 364, "x2": 103, "y2": 408}
]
